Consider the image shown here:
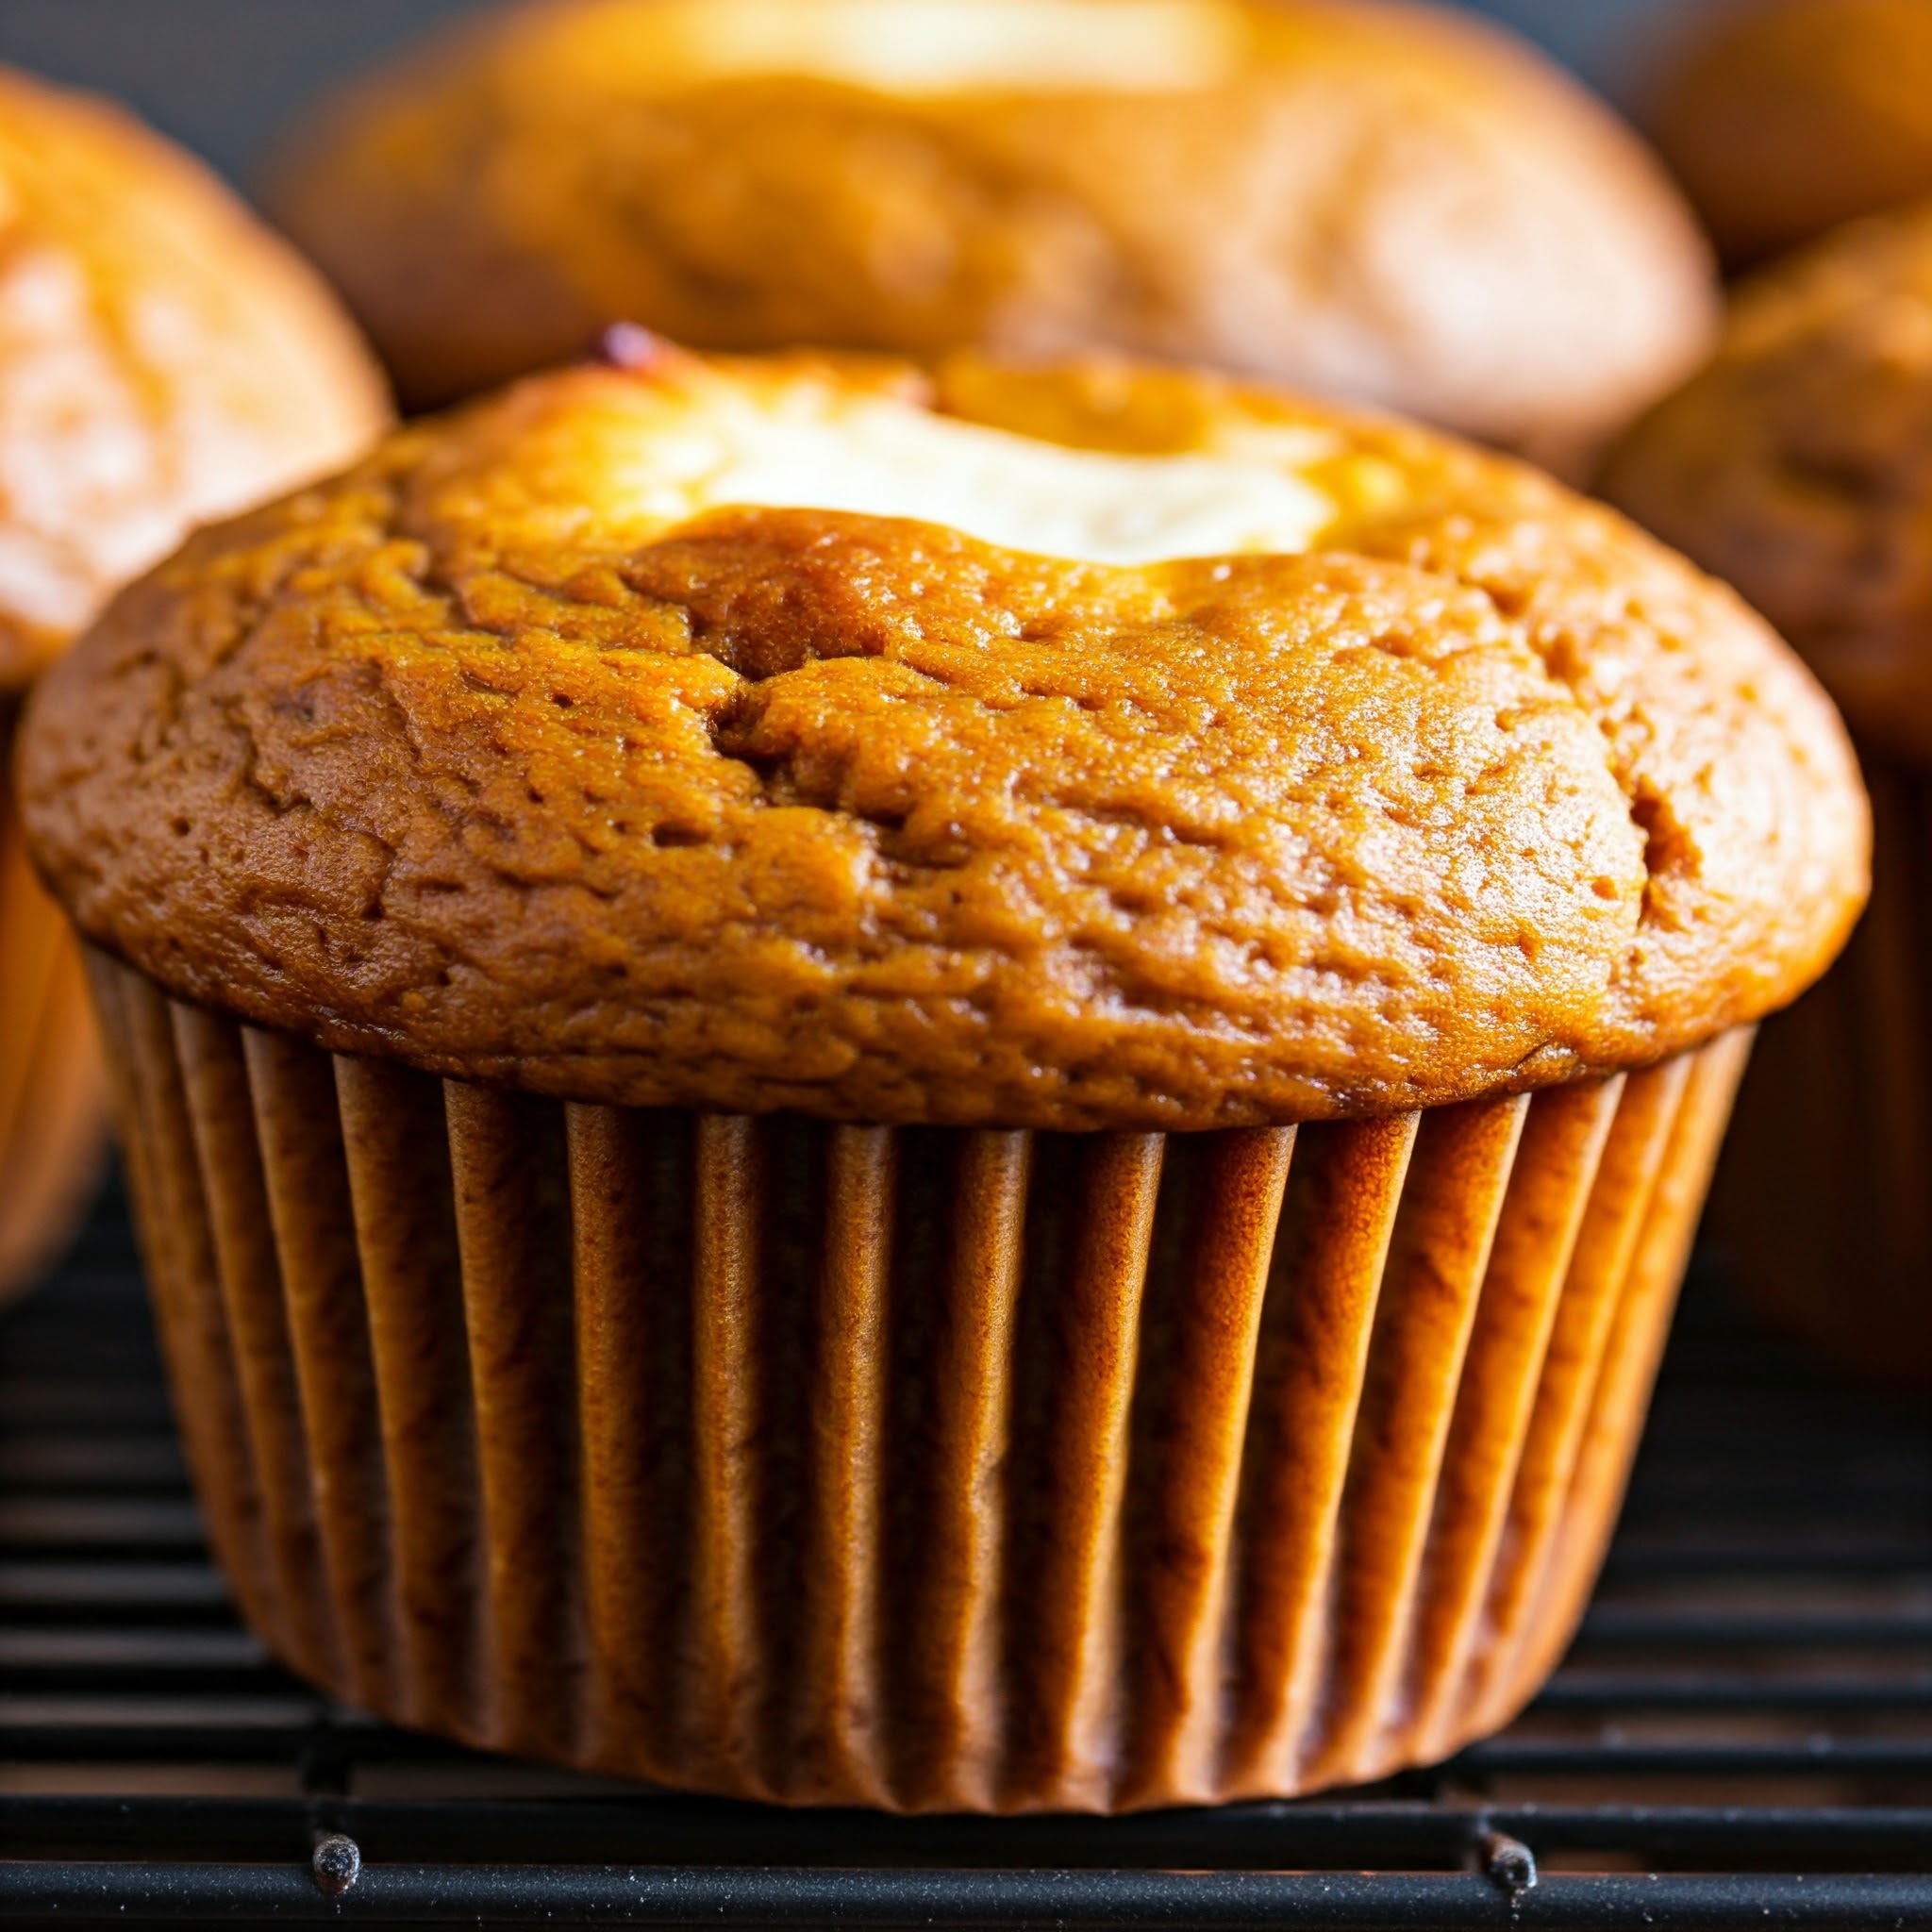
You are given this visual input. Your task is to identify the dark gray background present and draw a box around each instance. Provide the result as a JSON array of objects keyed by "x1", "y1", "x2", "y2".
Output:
[{"x1": 0, "y1": 1, "x2": 1710, "y2": 188}]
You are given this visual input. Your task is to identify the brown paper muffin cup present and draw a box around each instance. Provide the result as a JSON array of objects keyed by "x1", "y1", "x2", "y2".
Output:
[
  {"x1": 1710, "y1": 746, "x2": 1932, "y2": 1388},
  {"x1": 0, "y1": 716, "x2": 105, "y2": 1305},
  {"x1": 86, "y1": 945, "x2": 1749, "y2": 1812}
]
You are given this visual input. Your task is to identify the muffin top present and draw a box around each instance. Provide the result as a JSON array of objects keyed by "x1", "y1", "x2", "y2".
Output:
[
  {"x1": 269, "y1": 0, "x2": 1714, "y2": 461},
  {"x1": 1601, "y1": 204, "x2": 1932, "y2": 761},
  {"x1": 1648, "y1": 0, "x2": 1932, "y2": 270},
  {"x1": 0, "y1": 66, "x2": 391, "y2": 694},
  {"x1": 22, "y1": 345, "x2": 1866, "y2": 1131}
]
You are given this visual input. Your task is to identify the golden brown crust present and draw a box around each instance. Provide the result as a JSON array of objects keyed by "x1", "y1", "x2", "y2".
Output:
[
  {"x1": 1647, "y1": 0, "x2": 1932, "y2": 270},
  {"x1": 1601, "y1": 204, "x2": 1932, "y2": 761},
  {"x1": 268, "y1": 0, "x2": 1715, "y2": 457},
  {"x1": 0, "y1": 63, "x2": 392, "y2": 690},
  {"x1": 21, "y1": 349, "x2": 1867, "y2": 1130}
]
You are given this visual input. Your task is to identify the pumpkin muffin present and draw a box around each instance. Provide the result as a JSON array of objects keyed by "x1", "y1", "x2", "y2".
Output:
[
  {"x1": 1603, "y1": 205, "x2": 1932, "y2": 1385},
  {"x1": 22, "y1": 342, "x2": 1865, "y2": 1808},
  {"x1": 1648, "y1": 0, "x2": 1932, "y2": 271},
  {"x1": 268, "y1": 0, "x2": 1716, "y2": 467},
  {"x1": 0, "y1": 65, "x2": 391, "y2": 1305}
]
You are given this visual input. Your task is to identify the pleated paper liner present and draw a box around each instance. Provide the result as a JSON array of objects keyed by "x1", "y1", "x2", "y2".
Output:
[
  {"x1": 86, "y1": 945, "x2": 1750, "y2": 1813},
  {"x1": 0, "y1": 715, "x2": 105, "y2": 1304},
  {"x1": 1711, "y1": 747, "x2": 1932, "y2": 1389}
]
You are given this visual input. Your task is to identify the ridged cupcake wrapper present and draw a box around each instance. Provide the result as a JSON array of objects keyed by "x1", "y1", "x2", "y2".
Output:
[
  {"x1": 1712, "y1": 747, "x2": 1932, "y2": 1386},
  {"x1": 0, "y1": 717, "x2": 105, "y2": 1303},
  {"x1": 87, "y1": 947, "x2": 1749, "y2": 1812}
]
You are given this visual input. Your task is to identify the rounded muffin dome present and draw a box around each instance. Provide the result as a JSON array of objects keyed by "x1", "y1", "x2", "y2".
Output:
[
  {"x1": 0, "y1": 64, "x2": 392, "y2": 689},
  {"x1": 1601, "y1": 202, "x2": 1932, "y2": 762},
  {"x1": 21, "y1": 344, "x2": 1867, "y2": 1131},
  {"x1": 1647, "y1": 0, "x2": 1932, "y2": 270},
  {"x1": 267, "y1": 0, "x2": 1715, "y2": 460}
]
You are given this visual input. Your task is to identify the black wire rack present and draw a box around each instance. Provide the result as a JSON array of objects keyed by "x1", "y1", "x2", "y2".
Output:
[{"x1": 2, "y1": 1185, "x2": 1928, "y2": 1929}]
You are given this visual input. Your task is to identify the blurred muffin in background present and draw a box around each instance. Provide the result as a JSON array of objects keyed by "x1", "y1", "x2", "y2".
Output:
[
  {"x1": 0, "y1": 63, "x2": 391, "y2": 1304},
  {"x1": 268, "y1": 0, "x2": 1717, "y2": 466},
  {"x1": 1647, "y1": 0, "x2": 1932, "y2": 270},
  {"x1": 1602, "y1": 203, "x2": 1932, "y2": 1385}
]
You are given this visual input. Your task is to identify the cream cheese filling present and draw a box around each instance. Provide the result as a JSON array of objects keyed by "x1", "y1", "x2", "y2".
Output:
[
  {"x1": 631, "y1": 0, "x2": 1250, "y2": 95},
  {"x1": 631, "y1": 379, "x2": 1336, "y2": 567}
]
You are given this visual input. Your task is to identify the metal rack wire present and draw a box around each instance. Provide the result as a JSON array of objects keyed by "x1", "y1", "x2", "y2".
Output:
[{"x1": 3, "y1": 1185, "x2": 1928, "y2": 1927}]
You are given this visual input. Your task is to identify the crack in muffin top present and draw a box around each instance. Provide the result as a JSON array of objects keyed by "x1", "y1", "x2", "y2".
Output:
[{"x1": 20, "y1": 344, "x2": 1868, "y2": 1129}]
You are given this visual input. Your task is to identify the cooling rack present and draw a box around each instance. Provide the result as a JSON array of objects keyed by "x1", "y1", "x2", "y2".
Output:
[{"x1": 3, "y1": 1185, "x2": 1928, "y2": 1927}]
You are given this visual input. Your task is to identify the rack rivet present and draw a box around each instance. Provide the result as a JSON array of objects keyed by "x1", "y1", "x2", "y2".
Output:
[
  {"x1": 311, "y1": 1832, "x2": 362, "y2": 1897},
  {"x1": 1478, "y1": 1830, "x2": 1538, "y2": 1898}
]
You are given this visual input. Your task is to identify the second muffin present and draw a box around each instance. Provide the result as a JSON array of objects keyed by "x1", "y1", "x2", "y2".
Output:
[
  {"x1": 1604, "y1": 203, "x2": 1932, "y2": 1385},
  {"x1": 0, "y1": 63, "x2": 391, "y2": 1304},
  {"x1": 268, "y1": 0, "x2": 1717, "y2": 465},
  {"x1": 1647, "y1": 0, "x2": 1932, "y2": 270},
  {"x1": 22, "y1": 345, "x2": 1866, "y2": 1807}
]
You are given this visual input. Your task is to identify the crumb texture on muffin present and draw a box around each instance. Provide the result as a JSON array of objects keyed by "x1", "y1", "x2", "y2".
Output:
[
  {"x1": 1648, "y1": 0, "x2": 1932, "y2": 269},
  {"x1": 23, "y1": 349, "x2": 1867, "y2": 1130},
  {"x1": 1601, "y1": 202, "x2": 1932, "y2": 760},
  {"x1": 0, "y1": 64, "x2": 391, "y2": 689},
  {"x1": 267, "y1": 0, "x2": 1714, "y2": 455}
]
